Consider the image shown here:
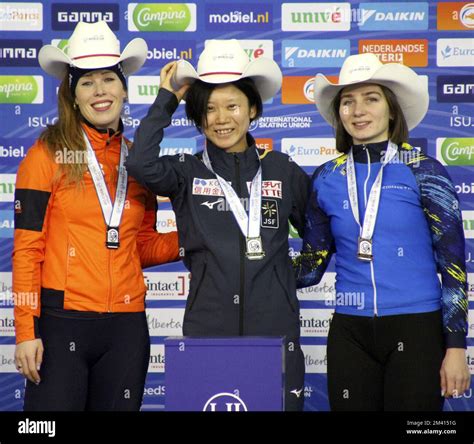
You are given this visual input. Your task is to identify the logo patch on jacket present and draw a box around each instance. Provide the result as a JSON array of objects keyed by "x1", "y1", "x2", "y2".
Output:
[
  {"x1": 261, "y1": 199, "x2": 279, "y2": 229},
  {"x1": 246, "y1": 180, "x2": 282, "y2": 199},
  {"x1": 192, "y1": 178, "x2": 224, "y2": 197}
]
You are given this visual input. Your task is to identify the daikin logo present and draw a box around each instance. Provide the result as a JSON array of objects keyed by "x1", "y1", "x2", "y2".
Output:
[
  {"x1": 128, "y1": 3, "x2": 196, "y2": 32},
  {"x1": 282, "y1": 40, "x2": 349, "y2": 68},
  {"x1": 0, "y1": 76, "x2": 43, "y2": 104},
  {"x1": 436, "y1": 138, "x2": 474, "y2": 165},
  {"x1": 356, "y1": 2, "x2": 428, "y2": 30}
]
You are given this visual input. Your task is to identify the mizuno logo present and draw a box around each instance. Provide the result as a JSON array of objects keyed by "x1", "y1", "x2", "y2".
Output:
[
  {"x1": 290, "y1": 388, "x2": 303, "y2": 398},
  {"x1": 201, "y1": 198, "x2": 224, "y2": 209}
]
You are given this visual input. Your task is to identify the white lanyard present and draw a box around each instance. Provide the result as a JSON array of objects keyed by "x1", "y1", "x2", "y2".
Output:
[
  {"x1": 346, "y1": 141, "x2": 398, "y2": 251},
  {"x1": 202, "y1": 147, "x2": 264, "y2": 259},
  {"x1": 83, "y1": 130, "x2": 128, "y2": 247}
]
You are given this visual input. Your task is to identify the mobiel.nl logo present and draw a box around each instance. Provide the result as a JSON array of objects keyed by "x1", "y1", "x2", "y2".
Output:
[
  {"x1": 205, "y1": 3, "x2": 272, "y2": 31},
  {"x1": 51, "y1": 3, "x2": 119, "y2": 30},
  {"x1": 128, "y1": 3, "x2": 196, "y2": 32},
  {"x1": 0, "y1": 76, "x2": 43, "y2": 104},
  {"x1": 436, "y1": 138, "x2": 474, "y2": 166}
]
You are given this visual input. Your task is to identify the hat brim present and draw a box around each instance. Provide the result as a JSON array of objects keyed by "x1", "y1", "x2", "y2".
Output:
[
  {"x1": 174, "y1": 57, "x2": 282, "y2": 103},
  {"x1": 314, "y1": 63, "x2": 429, "y2": 131},
  {"x1": 38, "y1": 38, "x2": 148, "y2": 80}
]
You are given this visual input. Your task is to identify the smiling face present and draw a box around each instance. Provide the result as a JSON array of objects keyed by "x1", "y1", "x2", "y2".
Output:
[
  {"x1": 74, "y1": 69, "x2": 126, "y2": 131},
  {"x1": 339, "y1": 83, "x2": 392, "y2": 145},
  {"x1": 202, "y1": 84, "x2": 256, "y2": 153}
]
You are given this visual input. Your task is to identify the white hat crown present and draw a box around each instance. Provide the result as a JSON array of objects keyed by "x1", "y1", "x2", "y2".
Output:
[{"x1": 196, "y1": 40, "x2": 250, "y2": 77}]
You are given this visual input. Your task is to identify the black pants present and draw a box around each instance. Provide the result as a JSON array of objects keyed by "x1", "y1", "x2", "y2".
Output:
[
  {"x1": 327, "y1": 310, "x2": 445, "y2": 411},
  {"x1": 24, "y1": 310, "x2": 150, "y2": 411},
  {"x1": 284, "y1": 339, "x2": 305, "y2": 411}
]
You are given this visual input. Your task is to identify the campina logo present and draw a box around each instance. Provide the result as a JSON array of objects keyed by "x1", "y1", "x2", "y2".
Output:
[
  {"x1": 281, "y1": 3, "x2": 351, "y2": 32},
  {"x1": 359, "y1": 39, "x2": 428, "y2": 66},
  {"x1": 437, "y1": 75, "x2": 474, "y2": 103},
  {"x1": 438, "y1": 2, "x2": 474, "y2": 30},
  {"x1": 0, "y1": 2, "x2": 43, "y2": 31},
  {"x1": 0, "y1": 40, "x2": 41, "y2": 67},
  {"x1": 436, "y1": 138, "x2": 474, "y2": 166},
  {"x1": 128, "y1": 3, "x2": 196, "y2": 32},
  {"x1": 437, "y1": 38, "x2": 474, "y2": 66},
  {"x1": 0, "y1": 75, "x2": 43, "y2": 104},
  {"x1": 52, "y1": 3, "x2": 119, "y2": 31},
  {"x1": 282, "y1": 40, "x2": 349, "y2": 68},
  {"x1": 205, "y1": 3, "x2": 272, "y2": 31},
  {"x1": 356, "y1": 2, "x2": 428, "y2": 30}
]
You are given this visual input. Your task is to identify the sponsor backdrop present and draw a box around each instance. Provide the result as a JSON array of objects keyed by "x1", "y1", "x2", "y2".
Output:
[{"x1": 0, "y1": 0, "x2": 473, "y2": 411}]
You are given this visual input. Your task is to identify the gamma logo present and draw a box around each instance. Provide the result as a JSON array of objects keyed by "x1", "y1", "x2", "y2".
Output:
[
  {"x1": 52, "y1": 3, "x2": 119, "y2": 31},
  {"x1": 436, "y1": 138, "x2": 474, "y2": 166},
  {"x1": 203, "y1": 392, "x2": 248, "y2": 412},
  {"x1": 128, "y1": 3, "x2": 196, "y2": 32},
  {"x1": 0, "y1": 40, "x2": 42, "y2": 67}
]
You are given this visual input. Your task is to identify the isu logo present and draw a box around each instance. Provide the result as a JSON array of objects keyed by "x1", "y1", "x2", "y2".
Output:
[{"x1": 203, "y1": 392, "x2": 248, "y2": 412}]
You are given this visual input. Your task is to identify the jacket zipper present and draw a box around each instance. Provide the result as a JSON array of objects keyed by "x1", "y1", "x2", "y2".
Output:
[
  {"x1": 105, "y1": 136, "x2": 113, "y2": 312},
  {"x1": 363, "y1": 146, "x2": 378, "y2": 316},
  {"x1": 234, "y1": 154, "x2": 245, "y2": 335}
]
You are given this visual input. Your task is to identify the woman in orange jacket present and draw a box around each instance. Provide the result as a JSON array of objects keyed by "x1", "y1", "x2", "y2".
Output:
[{"x1": 12, "y1": 21, "x2": 179, "y2": 411}]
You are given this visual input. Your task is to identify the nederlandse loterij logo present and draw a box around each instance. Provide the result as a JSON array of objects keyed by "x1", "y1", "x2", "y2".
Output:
[
  {"x1": 0, "y1": 76, "x2": 43, "y2": 104},
  {"x1": 436, "y1": 138, "x2": 474, "y2": 166},
  {"x1": 128, "y1": 3, "x2": 196, "y2": 32}
]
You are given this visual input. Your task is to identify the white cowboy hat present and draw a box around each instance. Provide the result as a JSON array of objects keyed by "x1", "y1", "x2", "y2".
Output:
[
  {"x1": 38, "y1": 21, "x2": 147, "y2": 79},
  {"x1": 174, "y1": 39, "x2": 282, "y2": 102},
  {"x1": 314, "y1": 53, "x2": 429, "y2": 130}
]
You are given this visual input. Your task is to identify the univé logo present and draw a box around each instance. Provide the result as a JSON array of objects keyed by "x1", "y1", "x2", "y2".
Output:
[
  {"x1": 128, "y1": 3, "x2": 196, "y2": 32},
  {"x1": 203, "y1": 392, "x2": 248, "y2": 412}
]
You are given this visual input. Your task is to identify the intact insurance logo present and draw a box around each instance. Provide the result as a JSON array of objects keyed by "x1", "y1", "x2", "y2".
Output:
[
  {"x1": 51, "y1": 3, "x2": 119, "y2": 31},
  {"x1": 282, "y1": 40, "x2": 349, "y2": 68},
  {"x1": 281, "y1": 138, "x2": 338, "y2": 166},
  {"x1": 205, "y1": 3, "x2": 272, "y2": 31},
  {"x1": 144, "y1": 272, "x2": 190, "y2": 300},
  {"x1": 437, "y1": 39, "x2": 474, "y2": 67},
  {"x1": 438, "y1": 2, "x2": 474, "y2": 30},
  {"x1": 0, "y1": 210, "x2": 13, "y2": 238},
  {"x1": 282, "y1": 3, "x2": 351, "y2": 32},
  {"x1": 437, "y1": 75, "x2": 474, "y2": 103},
  {"x1": 0, "y1": 2, "x2": 43, "y2": 31},
  {"x1": 128, "y1": 3, "x2": 196, "y2": 32},
  {"x1": 0, "y1": 75, "x2": 43, "y2": 104},
  {"x1": 0, "y1": 40, "x2": 41, "y2": 67},
  {"x1": 436, "y1": 138, "x2": 474, "y2": 166},
  {"x1": 145, "y1": 40, "x2": 195, "y2": 66},
  {"x1": 356, "y1": 2, "x2": 428, "y2": 31}
]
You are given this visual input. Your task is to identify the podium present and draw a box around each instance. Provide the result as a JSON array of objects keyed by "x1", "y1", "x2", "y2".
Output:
[{"x1": 164, "y1": 337, "x2": 285, "y2": 411}]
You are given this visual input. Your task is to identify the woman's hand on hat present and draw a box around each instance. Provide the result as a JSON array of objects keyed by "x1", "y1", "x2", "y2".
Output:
[{"x1": 160, "y1": 61, "x2": 189, "y2": 102}]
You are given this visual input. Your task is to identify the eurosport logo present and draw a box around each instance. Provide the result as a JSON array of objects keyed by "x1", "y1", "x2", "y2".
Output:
[
  {"x1": 463, "y1": 211, "x2": 474, "y2": 240},
  {"x1": 436, "y1": 138, "x2": 474, "y2": 166},
  {"x1": 128, "y1": 3, "x2": 196, "y2": 32},
  {"x1": 0, "y1": 210, "x2": 14, "y2": 238},
  {"x1": 0, "y1": 308, "x2": 14, "y2": 337},
  {"x1": 155, "y1": 210, "x2": 177, "y2": 233},
  {"x1": 356, "y1": 2, "x2": 428, "y2": 30},
  {"x1": 281, "y1": 138, "x2": 338, "y2": 166},
  {"x1": 0, "y1": 174, "x2": 16, "y2": 202},
  {"x1": 0, "y1": 40, "x2": 41, "y2": 67},
  {"x1": 0, "y1": 75, "x2": 43, "y2": 104},
  {"x1": 437, "y1": 39, "x2": 474, "y2": 67},
  {"x1": 160, "y1": 138, "x2": 196, "y2": 156},
  {"x1": 145, "y1": 40, "x2": 195, "y2": 66},
  {"x1": 282, "y1": 40, "x2": 349, "y2": 68},
  {"x1": 281, "y1": 3, "x2": 351, "y2": 32},
  {"x1": 437, "y1": 75, "x2": 474, "y2": 103},
  {"x1": 0, "y1": 345, "x2": 16, "y2": 372},
  {"x1": 52, "y1": 3, "x2": 119, "y2": 31},
  {"x1": 205, "y1": 39, "x2": 274, "y2": 61},
  {"x1": 128, "y1": 76, "x2": 160, "y2": 104},
  {"x1": 438, "y1": 2, "x2": 474, "y2": 30},
  {"x1": 359, "y1": 39, "x2": 428, "y2": 66},
  {"x1": 300, "y1": 309, "x2": 333, "y2": 337},
  {"x1": 148, "y1": 344, "x2": 165, "y2": 373},
  {"x1": 205, "y1": 3, "x2": 272, "y2": 31},
  {"x1": 144, "y1": 272, "x2": 190, "y2": 300},
  {"x1": 301, "y1": 345, "x2": 327, "y2": 373},
  {"x1": 146, "y1": 308, "x2": 184, "y2": 336},
  {"x1": 0, "y1": 2, "x2": 43, "y2": 31}
]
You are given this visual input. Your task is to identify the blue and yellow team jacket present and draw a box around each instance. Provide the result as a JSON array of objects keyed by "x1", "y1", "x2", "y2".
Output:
[{"x1": 295, "y1": 141, "x2": 468, "y2": 348}]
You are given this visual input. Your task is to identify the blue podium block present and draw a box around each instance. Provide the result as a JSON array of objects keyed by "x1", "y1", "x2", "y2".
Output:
[{"x1": 165, "y1": 337, "x2": 285, "y2": 411}]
